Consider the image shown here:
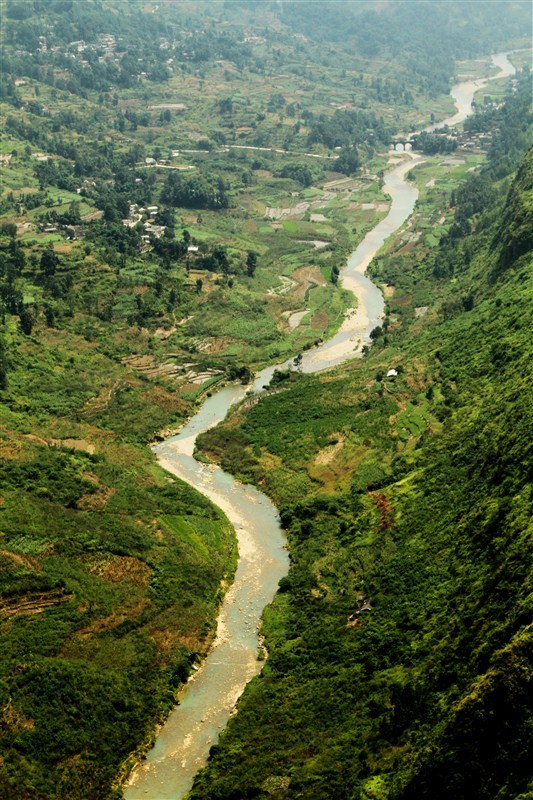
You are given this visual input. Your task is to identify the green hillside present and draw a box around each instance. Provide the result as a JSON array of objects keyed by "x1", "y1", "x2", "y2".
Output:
[
  {"x1": 0, "y1": 1, "x2": 531, "y2": 797},
  {"x1": 193, "y1": 116, "x2": 533, "y2": 798}
]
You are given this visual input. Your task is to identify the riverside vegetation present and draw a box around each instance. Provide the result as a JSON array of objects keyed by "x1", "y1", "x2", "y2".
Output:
[
  {"x1": 194, "y1": 77, "x2": 533, "y2": 799},
  {"x1": 0, "y1": 1, "x2": 531, "y2": 798}
]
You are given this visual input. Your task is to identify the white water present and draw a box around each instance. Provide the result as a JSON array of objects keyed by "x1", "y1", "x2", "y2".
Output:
[{"x1": 124, "y1": 51, "x2": 516, "y2": 800}]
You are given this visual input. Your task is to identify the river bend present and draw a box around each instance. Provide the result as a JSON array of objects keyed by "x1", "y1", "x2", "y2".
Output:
[{"x1": 125, "y1": 51, "x2": 516, "y2": 799}]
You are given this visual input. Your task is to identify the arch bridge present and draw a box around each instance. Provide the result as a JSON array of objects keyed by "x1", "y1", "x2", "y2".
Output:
[{"x1": 390, "y1": 140, "x2": 415, "y2": 151}]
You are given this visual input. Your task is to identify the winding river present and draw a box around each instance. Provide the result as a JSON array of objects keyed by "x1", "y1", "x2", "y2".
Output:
[{"x1": 125, "y1": 51, "x2": 516, "y2": 799}]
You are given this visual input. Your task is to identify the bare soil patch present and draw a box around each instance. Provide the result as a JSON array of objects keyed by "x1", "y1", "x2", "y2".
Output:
[
  {"x1": 368, "y1": 491, "x2": 394, "y2": 530},
  {"x1": 0, "y1": 589, "x2": 71, "y2": 617},
  {"x1": 314, "y1": 434, "x2": 345, "y2": 465},
  {"x1": 291, "y1": 265, "x2": 326, "y2": 300},
  {"x1": 87, "y1": 554, "x2": 152, "y2": 588}
]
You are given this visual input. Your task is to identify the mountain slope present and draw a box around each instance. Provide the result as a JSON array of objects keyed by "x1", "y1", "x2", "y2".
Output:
[{"x1": 192, "y1": 149, "x2": 533, "y2": 799}]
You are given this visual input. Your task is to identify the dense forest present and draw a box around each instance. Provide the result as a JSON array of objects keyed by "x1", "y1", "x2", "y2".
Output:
[{"x1": 0, "y1": 0, "x2": 531, "y2": 798}]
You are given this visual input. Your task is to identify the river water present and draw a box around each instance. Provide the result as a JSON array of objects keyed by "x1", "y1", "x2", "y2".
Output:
[{"x1": 124, "y1": 51, "x2": 515, "y2": 799}]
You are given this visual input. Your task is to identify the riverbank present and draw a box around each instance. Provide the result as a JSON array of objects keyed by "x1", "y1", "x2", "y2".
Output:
[
  {"x1": 125, "y1": 141, "x2": 428, "y2": 798},
  {"x1": 124, "y1": 51, "x2": 519, "y2": 800}
]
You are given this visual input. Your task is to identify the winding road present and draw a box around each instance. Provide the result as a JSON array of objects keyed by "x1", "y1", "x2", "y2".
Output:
[{"x1": 124, "y1": 51, "x2": 516, "y2": 800}]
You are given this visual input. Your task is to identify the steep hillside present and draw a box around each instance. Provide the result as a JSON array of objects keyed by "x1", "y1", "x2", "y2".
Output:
[{"x1": 193, "y1": 154, "x2": 532, "y2": 798}]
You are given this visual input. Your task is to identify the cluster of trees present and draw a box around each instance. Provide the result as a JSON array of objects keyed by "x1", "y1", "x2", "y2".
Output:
[
  {"x1": 161, "y1": 172, "x2": 230, "y2": 210},
  {"x1": 5, "y1": 112, "x2": 150, "y2": 190},
  {"x1": 41, "y1": 201, "x2": 82, "y2": 227},
  {"x1": 0, "y1": 73, "x2": 22, "y2": 107},
  {"x1": 308, "y1": 108, "x2": 393, "y2": 151},
  {"x1": 278, "y1": 162, "x2": 314, "y2": 187},
  {"x1": 198, "y1": 246, "x2": 231, "y2": 274},
  {"x1": 496, "y1": 152, "x2": 533, "y2": 268},
  {"x1": 411, "y1": 131, "x2": 458, "y2": 155},
  {"x1": 0, "y1": 237, "x2": 28, "y2": 323},
  {"x1": 34, "y1": 159, "x2": 77, "y2": 192},
  {"x1": 0, "y1": 232, "x2": 72, "y2": 336},
  {"x1": 367, "y1": 74, "x2": 414, "y2": 106},
  {"x1": 485, "y1": 70, "x2": 532, "y2": 177},
  {"x1": 195, "y1": 247, "x2": 258, "y2": 278},
  {"x1": 334, "y1": 146, "x2": 361, "y2": 176},
  {"x1": 6, "y1": 115, "x2": 77, "y2": 163},
  {"x1": 178, "y1": 29, "x2": 252, "y2": 69}
]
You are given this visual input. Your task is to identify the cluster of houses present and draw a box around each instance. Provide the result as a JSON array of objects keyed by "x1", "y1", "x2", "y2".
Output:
[
  {"x1": 428, "y1": 101, "x2": 508, "y2": 153},
  {"x1": 122, "y1": 204, "x2": 167, "y2": 239},
  {"x1": 96, "y1": 33, "x2": 117, "y2": 60},
  {"x1": 142, "y1": 156, "x2": 195, "y2": 169},
  {"x1": 65, "y1": 33, "x2": 117, "y2": 65},
  {"x1": 427, "y1": 127, "x2": 495, "y2": 152},
  {"x1": 41, "y1": 223, "x2": 83, "y2": 240},
  {"x1": 456, "y1": 129, "x2": 494, "y2": 151},
  {"x1": 243, "y1": 34, "x2": 266, "y2": 45},
  {"x1": 34, "y1": 33, "x2": 118, "y2": 64}
]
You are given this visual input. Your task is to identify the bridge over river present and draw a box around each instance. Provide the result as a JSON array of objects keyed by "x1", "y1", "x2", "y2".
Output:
[{"x1": 391, "y1": 139, "x2": 415, "y2": 151}]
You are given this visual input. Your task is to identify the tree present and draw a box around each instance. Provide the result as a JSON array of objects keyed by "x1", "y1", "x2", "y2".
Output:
[
  {"x1": 201, "y1": 246, "x2": 230, "y2": 274},
  {"x1": 8, "y1": 239, "x2": 25, "y2": 275},
  {"x1": 280, "y1": 163, "x2": 313, "y2": 187},
  {"x1": 0, "y1": 335, "x2": 7, "y2": 389},
  {"x1": 161, "y1": 173, "x2": 229, "y2": 210},
  {"x1": 335, "y1": 146, "x2": 360, "y2": 176},
  {"x1": 103, "y1": 204, "x2": 119, "y2": 223},
  {"x1": 0, "y1": 222, "x2": 17, "y2": 238},
  {"x1": 44, "y1": 305, "x2": 55, "y2": 327},
  {"x1": 18, "y1": 304, "x2": 34, "y2": 335},
  {"x1": 40, "y1": 246, "x2": 59, "y2": 277},
  {"x1": 246, "y1": 250, "x2": 258, "y2": 277},
  {"x1": 219, "y1": 97, "x2": 234, "y2": 114}
]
